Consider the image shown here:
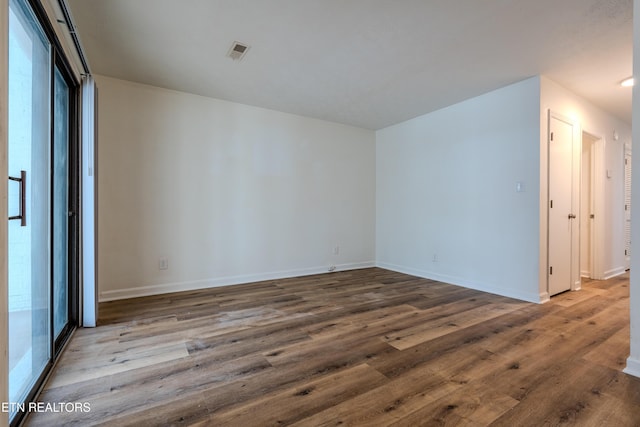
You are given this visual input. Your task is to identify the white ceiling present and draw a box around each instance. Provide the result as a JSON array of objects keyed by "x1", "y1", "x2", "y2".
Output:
[{"x1": 66, "y1": 0, "x2": 633, "y2": 130}]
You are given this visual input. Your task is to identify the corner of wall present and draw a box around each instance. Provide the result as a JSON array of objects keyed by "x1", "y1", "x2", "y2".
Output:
[
  {"x1": 538, "y1": 291, "x2": 550, "y2": 304},
  {"x1": 627, "y1": 0, "x2": 640, "y2": 379},
  {"x1": 537, "y1": 76, "x2": 549, "y2": 302},
  {"x1": 624, "y1": 357, "x2": 640, "y2": 378}
]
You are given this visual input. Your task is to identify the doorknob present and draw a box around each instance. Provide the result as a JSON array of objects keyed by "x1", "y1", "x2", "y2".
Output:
[{"x1": 568, "y1": 214, "x2": 576, "y2": 219}]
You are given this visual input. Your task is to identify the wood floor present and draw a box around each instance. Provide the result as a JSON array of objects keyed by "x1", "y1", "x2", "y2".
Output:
[{"x1": 25, "y1": 268, "x2": 640, "y2": 426}]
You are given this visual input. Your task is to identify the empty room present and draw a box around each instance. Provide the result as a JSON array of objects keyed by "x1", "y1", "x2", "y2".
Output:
[{"x1": 2, "y1": 0, "x2": 640, "y2": 426}]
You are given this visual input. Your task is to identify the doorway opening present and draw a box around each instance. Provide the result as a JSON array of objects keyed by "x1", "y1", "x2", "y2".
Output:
[{"x1": 580, "y1": 131, "x2": 601, "y2": 279}]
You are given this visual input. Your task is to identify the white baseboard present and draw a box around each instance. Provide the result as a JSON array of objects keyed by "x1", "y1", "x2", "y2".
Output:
[
  {"x1": 604, "y1": 266, "x2": 627, "y2": 280},
  {"x1": 99, "y1": 261, "x2": 375, "y2": 302},
  {"x1": 538, "y1": 291, "x2": 550, "y2": 304},
  {"x1": 572, "y1": 279, "x2": 582, "y2": 291},
  {"x1": 624, "y1": 357, "x2": 640, "y2": 379},
  {"x1": 375, "y1": 261, "x2": 544, "y2": 304}
]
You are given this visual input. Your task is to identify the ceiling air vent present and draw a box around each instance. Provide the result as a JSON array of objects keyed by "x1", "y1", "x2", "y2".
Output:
[{"x1": 227, "y1": 41, "x2": 250, "y2": 61}]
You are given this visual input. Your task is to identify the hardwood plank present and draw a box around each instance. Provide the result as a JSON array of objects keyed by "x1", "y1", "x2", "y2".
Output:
[
  {"x1": 93, "y1": 391, "x2": 212, "y2": 427},
  {"x1": 388, "y1": 382, "x2": 519, "y2": 426},
  {"x1": 299, "y1": 304, "x2": 417, "y2": 339},
  {"x1": 209, "y1": 363, "x2": 388, "y2": 426},
  {"x1": 291, "y1": 367, "x2": 461, "y2": 426},
  {"x1": 489, "y1": 361, "x2": 640, "y2": 426},
  {"x1": 32, "y1": 353, "x2": 274, "y2": 425},
  {"x1": 582, "y1": 325, "x2": 630, "y2": 371},
  {"x1": 382, "y1": 300, "x2": 528, "y2": 350},
  {"x1": 368, "y1": 306, "x2": 552, "y2": 379},
  {"x1": 552, "y1": 287, "x2": 607, "y2": 307},
  {"x1": 47, "y1": 341, "x2": 189, "y2": 388}
]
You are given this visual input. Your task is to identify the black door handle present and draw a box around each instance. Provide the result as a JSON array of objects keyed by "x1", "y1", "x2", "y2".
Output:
[{"x1": 8, "y1": 170, "x2": 26, "y2": 226}]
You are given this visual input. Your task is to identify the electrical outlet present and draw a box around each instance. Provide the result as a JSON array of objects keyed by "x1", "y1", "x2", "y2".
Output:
[
  {"x1": 432, "y1": 254, "x2": 438, "y2": 263},
  {"x1": 333, "y1": 245, "x2": 340, "y2": 255},
  {"x1": 159, "y1": 257, "x2": 169, "y2": 270}
]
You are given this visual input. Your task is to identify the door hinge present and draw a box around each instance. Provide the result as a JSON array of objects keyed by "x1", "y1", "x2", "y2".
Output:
[
  {"x1": 625, "y1": 249, "x2": 628, "y2": 256},
  {"x1": 550, "y1": 132, "x2": 554, "y2": 141},
  {"x1": 549, "y1": 266, "x2": 553, "y2": 275},
  {"x1": 550, "y1": 200, "x2": 553, "y2": 208}
]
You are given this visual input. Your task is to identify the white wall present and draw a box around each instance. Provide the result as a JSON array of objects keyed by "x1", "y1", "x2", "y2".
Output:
[
  {"x1": 540, "y1": 77, "x2": 630, "y2": 299},
  {"x1": 95, "y1": 76, "x2": 376, "y2": 301},
  {"x1": 0, "y1": 0, "x2": 8, "y2": 422},
  {"x1": 376, "y1": 77, "x2": 542, "y2": 302},
  {"x1": 625, "y1": 0, "x2": 640, "y2": 379}
]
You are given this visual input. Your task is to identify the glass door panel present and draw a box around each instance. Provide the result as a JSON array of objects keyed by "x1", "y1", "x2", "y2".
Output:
[
  {"x1": 8, "y1": 0, "x2": 51, "y2": 421},
  {"x1": 53, "y1": 66, "x2": 69, "y2": 340}
]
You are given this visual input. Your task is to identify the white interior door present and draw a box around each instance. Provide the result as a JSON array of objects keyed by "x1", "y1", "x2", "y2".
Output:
[{"x1": 548, "y1": 114, "x2": 575, "y2": 296}]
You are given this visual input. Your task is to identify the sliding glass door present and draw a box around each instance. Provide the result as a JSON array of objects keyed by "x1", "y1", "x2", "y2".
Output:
[
  {"x1": 8, "y1": 0, "x2": 77, "y2": 424},
  {"x1": 8, "y1": 0, "x2": 52, "y2": 415}
]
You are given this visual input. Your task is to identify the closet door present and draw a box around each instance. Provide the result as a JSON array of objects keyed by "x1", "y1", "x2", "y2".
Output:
[{"x1": 548, "y1": 113, "x2": 576, "y2": 296}]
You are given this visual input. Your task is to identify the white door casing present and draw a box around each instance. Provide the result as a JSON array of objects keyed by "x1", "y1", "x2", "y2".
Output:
[{"x1": 625, "y1": 147, "x2": 632, "y2": 270}]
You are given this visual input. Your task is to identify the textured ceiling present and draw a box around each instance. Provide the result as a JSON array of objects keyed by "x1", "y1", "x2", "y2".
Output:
[{"x1": 66, "y1": 0, "x2": 633, "y2": 130}]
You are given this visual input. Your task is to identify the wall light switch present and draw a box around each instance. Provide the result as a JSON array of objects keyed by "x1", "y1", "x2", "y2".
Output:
[{"x1": 516, "y1": 181, "x2": 524, "y2": 192}]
